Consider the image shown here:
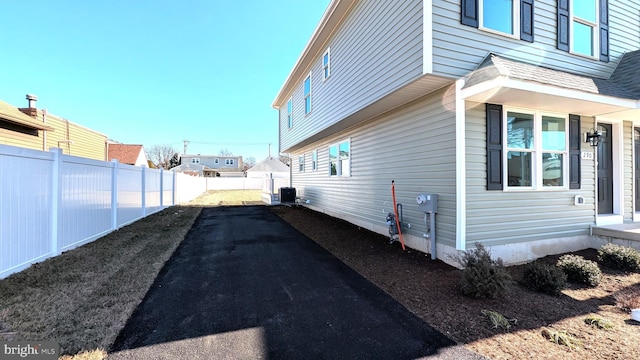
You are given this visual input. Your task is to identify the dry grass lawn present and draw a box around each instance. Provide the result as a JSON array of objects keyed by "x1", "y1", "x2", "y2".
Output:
[
  {"x1": 186, "y1": 189, "x2": 262, "y2": 206},
  {"x1": 0, "y1": 190, "x2": 259, "y2": 359}
]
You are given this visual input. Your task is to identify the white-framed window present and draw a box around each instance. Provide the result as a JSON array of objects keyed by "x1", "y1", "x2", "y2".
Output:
[
  {"x1": 299, "y1": 155, "x2": 305, "y2": 172},
  {"x1": 304, "y1": 73, "x2": 312, "y2": 115},
  {"x1": 225, "y1": 159, "x2": 235, "y2": 166},
  {"x1": 571, "y1": 0, "x2": 599, "y2": 57},
  {"x1": 329, "y1": 140, "x2": 350, "y2": 177},
  {"x1": 322, "y1": 48, "x2": 331, "y2": 80},
  {"x1": 214, "y1": 158, "x2": 220, "y2": 165},
  {"x1": 505, "y1": 108, "x2": 568, "y2": 189},
  {"x1": 287, "y1": 97, "x2": 293, "y2": 128},
  {"x1": 311, "y1": 150, "x2": 318, "y2": 171},
  {"x1": 479, "y1": 0, "x2": 520, "y2": 37},
  {"x1": 191, "y1": 158, "x2": 200, "y2": 164}
]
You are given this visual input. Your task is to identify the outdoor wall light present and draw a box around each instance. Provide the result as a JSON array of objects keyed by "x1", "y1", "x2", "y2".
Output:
[{"x1": 585, "y1": 128, "x2": 602, "y2": 147}]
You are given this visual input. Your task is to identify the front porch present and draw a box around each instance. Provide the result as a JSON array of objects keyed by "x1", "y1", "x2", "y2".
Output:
[{"x1": 592, "y1": 223, "x2": 640, "y2": 250}]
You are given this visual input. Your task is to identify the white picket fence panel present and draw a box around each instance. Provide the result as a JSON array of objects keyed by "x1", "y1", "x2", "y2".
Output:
[{"x1": 0, "y1": 145, "x2": 207, "y2": 279}]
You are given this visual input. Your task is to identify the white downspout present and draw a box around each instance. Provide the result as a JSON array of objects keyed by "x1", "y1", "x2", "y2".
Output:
[{"x1": 455, "y1": 78, "x2": 467, "y2": 250}]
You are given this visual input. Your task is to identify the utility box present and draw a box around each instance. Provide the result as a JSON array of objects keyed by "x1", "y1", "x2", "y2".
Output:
[
  {"x1": 280, "y1": 187, "x2": 296, "y2": 203},
  {"x1": 416, "y1": 194, "x2": 438, "y2": 213}
]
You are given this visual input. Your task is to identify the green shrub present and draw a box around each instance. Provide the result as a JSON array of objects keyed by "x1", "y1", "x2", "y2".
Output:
[
  {"x1": 557, "y1": 255, "x2": 602, "y2": 287},
  {"x1": 520, "y1": 262, "x2": 567, "y2": 296},
  {"x1": 455, "y1": 243, "x2": 511, "y2": 299},
  {"x1": 598, "y1": 243, "x2": 640, "y2": 272}
]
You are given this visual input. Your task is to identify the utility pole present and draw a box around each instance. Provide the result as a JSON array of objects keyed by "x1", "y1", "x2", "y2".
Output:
[{"x1": 183, "y1": 140, "x2": 189, "y2": 154}]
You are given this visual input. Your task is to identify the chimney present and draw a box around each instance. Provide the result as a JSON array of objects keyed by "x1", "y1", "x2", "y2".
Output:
[
  {"x1": 26, "y1": 94, "x2": 38, "y2": 108},
  {"x1": 19, "y1": 94, "x2": 39, "y2": 117}
]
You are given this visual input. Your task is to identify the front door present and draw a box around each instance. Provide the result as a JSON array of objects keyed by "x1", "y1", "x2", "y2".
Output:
[
  {"x1": 597, "y1": 123, "x2": 614, "y2": 214},
  {"x1": 635, "y1": 129, "x2": 640, "y2": 212}
]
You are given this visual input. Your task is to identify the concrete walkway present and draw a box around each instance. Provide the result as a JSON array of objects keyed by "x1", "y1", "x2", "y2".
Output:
[{"x1": 109, "y1": 206, "x2": 484, "y2": 360}]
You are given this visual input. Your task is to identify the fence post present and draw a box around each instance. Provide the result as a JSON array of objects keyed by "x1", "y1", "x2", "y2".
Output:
[
  {"x1": 141, "y1": 166, "x2": 147, "y2": 217},
  {"x1": 111, "y1": 159, "x2": 119, "y2": 230},
  {"x1": 172, "y1": 170, "x2": 176, "y2": 205},
  {"x1": 269, "y1": 173, "x2": 274, "y2": 202},
  {"x1": 160, "y1": 168, "x2": 164, "y2": 208},
  {"x1": 50, "y1": 148, "x2": 61, "y2": 256}
]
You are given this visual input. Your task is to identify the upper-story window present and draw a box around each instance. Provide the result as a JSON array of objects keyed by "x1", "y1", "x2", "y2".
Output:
[
  {"x1": 461, "y1": 0, "x2": 533, "y2": 42},
  {"x1": 299, "y1": 155, "x2": 305, "y2": 172},
  {"x1": 287, "y1": 97, "x2": 293, "y2": 128},
  {"x1": 480, "y1": 0, "x2": 519, "y2": 36},
  {"x1": 225, "y1": 159, "x2": 234, "y2": 166},
  {"x1": 304, "y1": 73, "x2": 312, "y2": 115},
  {"x1": 572, "y1": 0, "x2": 598, "y2": 57},
  {"x1": 557, "y1": 0, "x2": 609, "y2": 62},
  {"x1": 329, "y1": 140, "x2": 350, "y2": 177},
  {"x1": 214, "y1": 158, "x2": 220, "y2": 164},
  {"x1": 191, "y1": 158, "x2": 200, "y2": 164},
  {"x1": 323, "y1": 48, "x2": 331, "y2": 80}
]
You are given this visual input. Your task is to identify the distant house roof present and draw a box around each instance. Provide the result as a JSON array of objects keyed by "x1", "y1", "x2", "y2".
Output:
[
  {"x1": 173, "y1": 163, "x2": 208, "y2": 172},
  {"x1": 108, "y1": 144, "x2": 146, "y2": 166},
  {"x1": 464, "y1": 52, "x2": 640, "y2": 100},
  {"x1": 0, "y1": 99, "x2": 54, "y2": 131},
  {"x1": 247, "y1": 157, "x2": 290, "y2": 173}
]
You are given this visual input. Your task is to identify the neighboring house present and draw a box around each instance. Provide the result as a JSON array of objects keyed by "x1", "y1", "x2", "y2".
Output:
[
  {"x1": 178, "y1": 154, "x2": 244, "y2": 177},
  {"x1": 273, "y1": 0, "x2": 640, "y2": 265},
  {"x1": 0, "y1": 94, "x2": 108, "y2": 160},
  {"x1": 107, "y1": 143, "x2": 148, "y2": 167},
  {"x1": 246, "y1": 156, "x2": 290, "y2": 179}
]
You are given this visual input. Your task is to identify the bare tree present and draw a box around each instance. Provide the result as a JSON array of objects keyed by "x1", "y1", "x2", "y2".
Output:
[
  {"x1": 243, "y1": 156, "x2": 256, "y2": 171},
  {"x1": 219, "y1": 148, "x2": 233, "y2": 156},
  {"x1": 147, "y1": 145, "x2": 178, "y2": 169}
]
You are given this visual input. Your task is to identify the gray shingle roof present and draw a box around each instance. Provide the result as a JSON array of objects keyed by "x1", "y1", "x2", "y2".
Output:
[
  {"x1": 464, "y1": 51, "x2": 640, "y2": 100},
  {"x1": 247, "y1": 157, "x2": 290, "y2": 173}
]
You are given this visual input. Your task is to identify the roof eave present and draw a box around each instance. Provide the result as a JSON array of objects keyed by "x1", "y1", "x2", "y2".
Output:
[{"x1": 0, "y1": 115, "x2": 55, "y2": 131}]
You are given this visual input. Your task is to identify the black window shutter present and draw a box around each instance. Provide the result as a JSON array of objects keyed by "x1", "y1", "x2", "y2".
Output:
[
  {"x1": 557, "y1": 0, "x2": 570, "y2": 51},
  {"x1": 461, "y1": 0, "x2": 478, "y2": 28},
  {"x1": 521, "y1": 0, "x2": 534, "y2": 42},
  {"x1": 599, "y1": 0, "x2": 609, "y2": 62},
  {"x1": 486, "y1": 104, "x2": 503, "y2": 190},
  {"x1": 569, "y1": 114, "x2": 581, "y2": 189}
]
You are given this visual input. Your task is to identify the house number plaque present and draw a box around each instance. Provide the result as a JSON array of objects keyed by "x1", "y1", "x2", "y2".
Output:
[{"x1": 581, "y1": 152, "x2": 595, "y2": 160}]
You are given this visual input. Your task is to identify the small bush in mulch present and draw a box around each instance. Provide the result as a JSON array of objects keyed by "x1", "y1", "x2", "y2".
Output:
[
  {"x1": 614, "y1": 285, "x2": 640, "y2": 312},
  {"x1": 455, "y1": 243, "x2": 511, "y2": 299},
  {"x1": 520, "y1": 262, "x2": 567, "y2": 296},
  {"x1": 598, "y1": 243, "x2": 640, "y2": 272},
  {"x1": 584, "y1": 315, "x2": 613, "y2": 330},
  {"x1": 557, "y1": 254, "x2": 602, "y2": 287},
  {"x1": 541, "y1": 328, "x2": 582, "y2": 350}
]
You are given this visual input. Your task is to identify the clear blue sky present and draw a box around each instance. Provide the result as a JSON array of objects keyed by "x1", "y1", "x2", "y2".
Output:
[{"x1": 0, "y1": 0, "x2": 331, "y2": 163}]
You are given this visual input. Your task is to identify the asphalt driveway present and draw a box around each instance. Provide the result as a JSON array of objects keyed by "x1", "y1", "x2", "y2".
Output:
[{"x1": 110, "y1": 206, "x2": 484, "y2": 359}]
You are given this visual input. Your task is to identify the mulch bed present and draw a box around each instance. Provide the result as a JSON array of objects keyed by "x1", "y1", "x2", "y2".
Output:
[{"x1": 272, "y1": 205, "x2": 640, "y2": 360}]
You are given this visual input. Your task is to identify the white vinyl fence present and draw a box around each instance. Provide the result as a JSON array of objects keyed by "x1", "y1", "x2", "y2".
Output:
[{"x1": 0, "y1": 145, "x2": 204, "y2": 279}]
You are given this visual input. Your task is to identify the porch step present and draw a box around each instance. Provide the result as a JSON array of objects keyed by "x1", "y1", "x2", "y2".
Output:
[{"x1": 592, "y1": 223, "x2": 640, "y2": 242}]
